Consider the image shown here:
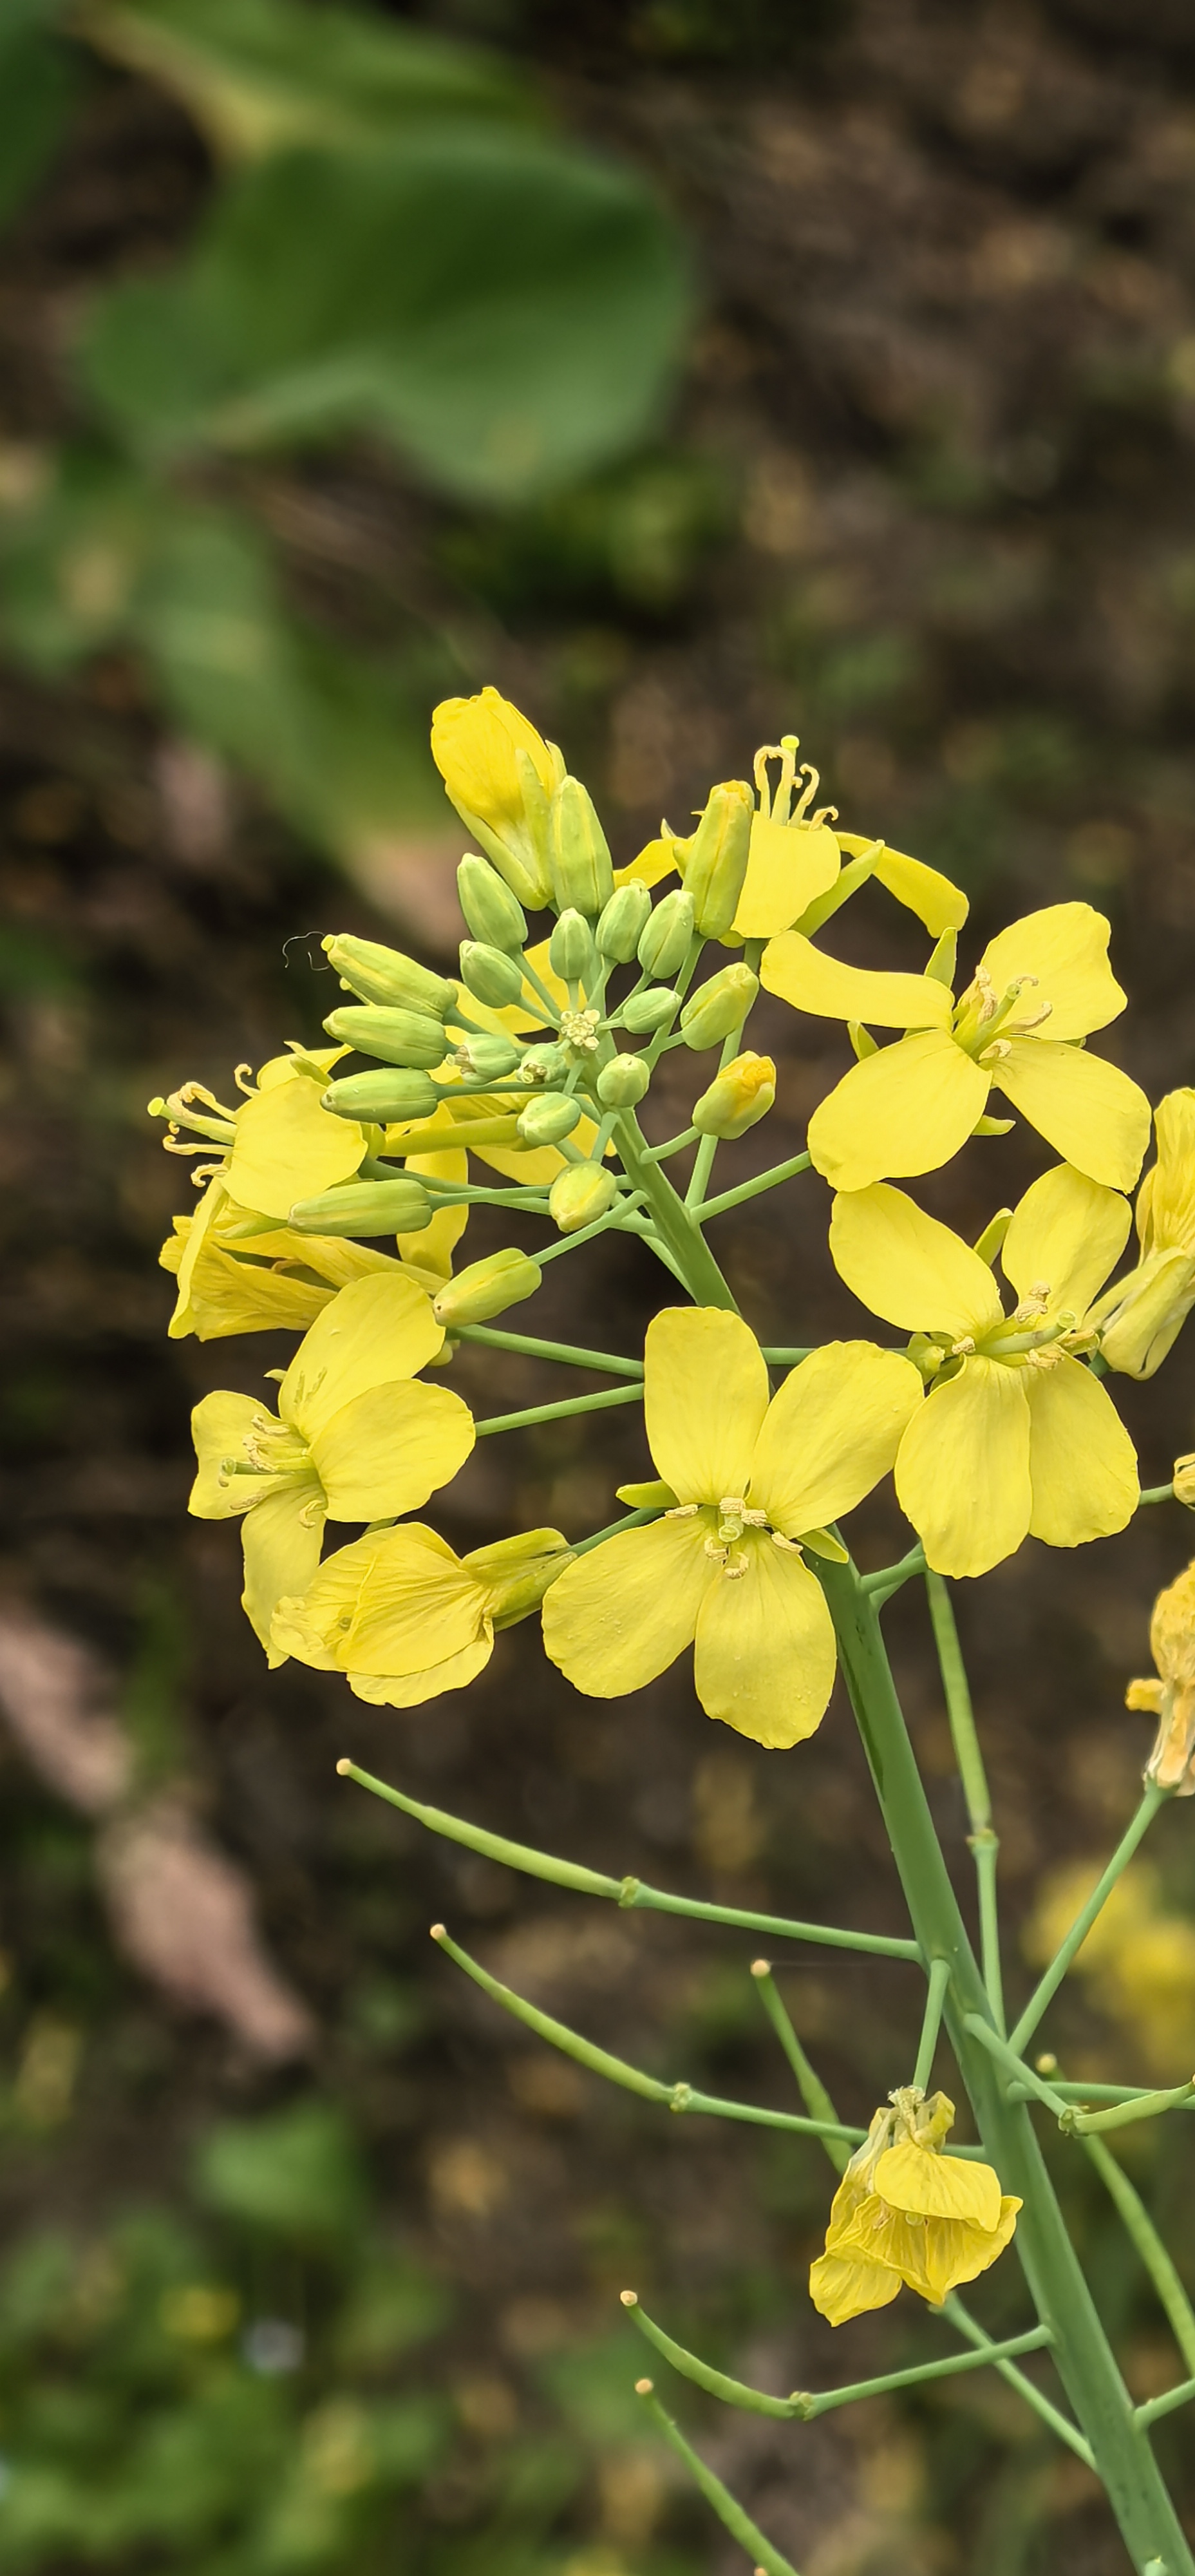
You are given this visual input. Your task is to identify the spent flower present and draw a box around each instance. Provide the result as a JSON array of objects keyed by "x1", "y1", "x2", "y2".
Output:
[
  {"x1": 272, "y1": 1525, "x2": 570, "y2": 1707},
  {"x1": 1088, "y1": 1090, "x2": 1195, "y2": 1378},
  {"x1": 810, "y1": 2088, "x2": 1020, "y2": 2326},
  {"x1": 1126, "y1": 1555, "x2": 1195, "y2": 1795}
]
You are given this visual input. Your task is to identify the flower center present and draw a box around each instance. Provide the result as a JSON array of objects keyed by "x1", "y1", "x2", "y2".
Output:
[
  {"x1": 667, "y1": 1495, "x2": 800, "y2": 1579},
  {"x1": 560, "y1": 1009, "x2": 601, "y2": 1053},
  {"x1": 952, "y1": 967, "x2": 1053, "y2": 1060}
]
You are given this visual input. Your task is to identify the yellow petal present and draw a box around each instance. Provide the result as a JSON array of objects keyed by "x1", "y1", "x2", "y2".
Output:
[
  {"x1": 1142, "y1": 1091, "x2": 1195, "y2": 1255},
  {"x1": 1001, "y1": 1164, "x2": 1131, "y2": 1322},
  {"x1": 868, "y1": 844, "x2": 969, "y2": 934},
  {"x1": 829, "y1": 1186, "x2": 1004, "y2": 1339},
  {"x1": 644, "y1": 1307, "x2": 770, "y2": 1502},
  {"x1": 916, "y1": 2199, "x2": 1021, "y2": 2304},
  {"x1": 189, "y1": 1392, "x2": 277, "y2": 1519},
  {"x1": 992, "y1": 1039, "x2": 1150, "y2": 1191},
  {"x1": 170, "y1": 1235, "x2": 333, "y2": 1341},
  {"x1": 614, "y1": 835, "x2": 678, "y2": 891},
  {"x1": 1024, "y1": 1356, "x2": 1138, "y2": 1548},
  {"x1": 731, "y1": 817, "x2": 840, "y2": 940},
  {"x1": 808, "y1": 2251, "x2": 902, "y2": 2326},
  {"x1": 692, "y1": 1533, "x2": 837, "y2": 1748},
  {"x1": 310, "y1": 1380, "x2": 474, "y2": 1522},
  {"x1": 430, "y1": 686, "x2": 556, "y2": 826},
  {"x1": 760, "y1": 933, "x2": 952, "y2": 1030},
  {"x1": 872, "y1": 2142, "x2": 1002, "y2": 2231},
  {"x1": 272, "y1": 1524, "x2": 487, "y2": 1678},
  {"x1": 400, "y1": 1145, "x2": 469, "y2": 1274},
  {"x1": 241, "y1": 1483, "x2": 325, "y2": 1660},
  {"x1": 749, "y1": 1341, "x2": 923, "y2": 1534},
  {"x1": 809, "y1": 1031, "x2": 990, "y2": 1192},
  {"x1": 226, "y1": 1075, "x2": 366, "y2": 1221},
  {"x1": 895, "y1": 1360, "x2": 1031, "y2": 1578},
  {"x1": 349, "y1": 1636, "x2": 494, "y2": 1707},
  {"x1": 541, "y1": 1514, "x2": 713, "y2": 1698},
  {"x1": 979, "y1": 902, "x2": 1124, "y2": 1040},
  {"x1": 279, "y1": 1273, "x2": 443, "y2": 1441}
]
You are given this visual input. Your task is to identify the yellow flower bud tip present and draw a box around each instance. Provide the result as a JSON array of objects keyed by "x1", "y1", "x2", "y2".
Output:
[
  {"x1": 432, "y1": 1249, "x2": 542, "y2": 1327},
  {"x1": 634, "y1": 2378, "x2": 654, "y2": 2398},
  {"x1": 675, "y1": 779, "x2": 754, "y2": 938},
  {"x1": 749, "y1": 1958, "x2": 770, "y2": 1980},
  {"x1": 429, "y1": 688, "x2": 556, "y2": 829},
  {"x1": 548, "y1": 1161, "x2": 618, "y2": 1233},
  {"x1": 335, "y1": 1757, "x2": 352, "y2": 1776},
  {"x1": 619, "y1": 2289, "x2": 638, "y2": 2307},
  {"x1": 429, "y1": 1922, "x2": 447, "y2": 1942},
  {"x1": 692, "y1": 1050, "x2": 776, "y2": 1139}
]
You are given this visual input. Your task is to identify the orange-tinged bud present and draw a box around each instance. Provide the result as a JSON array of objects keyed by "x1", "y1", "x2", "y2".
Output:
[{"x1": 692, "y1": 1050, "x2": 776, "y2": 1139}]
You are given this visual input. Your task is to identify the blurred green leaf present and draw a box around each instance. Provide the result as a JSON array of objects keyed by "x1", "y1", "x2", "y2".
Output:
[
  {"x1": 194, "y1": 2100, "x2": 368, "y2": 2242},
  {"x1": 0, "y1": 5, "x2": 79, "y2": 234},
  {"x1": 333, "y1": 2248, "x2": 450, "y2": 2374},
  {"x1": 80, "y1": 132, "x2": 693, "y2": 501},
  {"x1": 82, "y1": 0, "x2": 536, "y2": 159}
]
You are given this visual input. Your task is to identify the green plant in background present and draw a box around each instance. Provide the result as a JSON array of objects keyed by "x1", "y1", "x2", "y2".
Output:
[
  {"x1": 147, "y1": 683, "x2": 1195, "y2": 2573},
  {"x1": 0, "y1": 0, "x2": 692, "y2": 868}
]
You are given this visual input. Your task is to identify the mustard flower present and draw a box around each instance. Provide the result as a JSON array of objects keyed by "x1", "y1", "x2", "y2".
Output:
[
  {"x1": 430, "y1": 686, "x2": 560, "y2": 907},
  {"x1": 272, "y1": 1526, "x2": 570, "y2": 1707},
  {"x1": 829, "y1": 1164, "x2": 1139, "y2": 1578},
  {"x1": 541, "y1": 1309, "x2": 921, "y2": 1747},
  {"x1": 1089, "y1": 1090, "x2": 1195, "y2": 1378},
  {"x1": 810, "y1": 2088, "x2": 1020, "y2": 2327},
  {"x1": 1126, "y1": 1556, "x2": 1195, "y2": 1796}
]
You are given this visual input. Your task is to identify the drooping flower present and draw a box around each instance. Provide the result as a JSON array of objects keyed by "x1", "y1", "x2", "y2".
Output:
[
  {"x1": 809, "y1": 2087, "x2": 1020, "y2": 2327},
  {"x1": 1125, "y1": 1555, "x2": 1195, "y2": 1795},
  {"x1": 272, "y1": 1526, "x2": 570, "y2": 1707},
  {"x1": 1088, "y1": 1090, "x2": 1195, "y2": 1378},
  {"x1": 829, "y1": 1164, "x2": 1139, "y2": 1578},
  {"x1": 189, "y1": 1275, "x2": 474, "y2": 1657},
  {"x1": 762, "y1": 902, "x2": 1151, "y2": 1192},
  {"x1": 541, "y1": 1309, "x2": 922, "y2": 1747}
]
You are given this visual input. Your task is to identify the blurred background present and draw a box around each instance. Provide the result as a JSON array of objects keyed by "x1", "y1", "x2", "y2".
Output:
[{"x1": 3, "y1": 1, "x2": 1195, "y2": 2569}]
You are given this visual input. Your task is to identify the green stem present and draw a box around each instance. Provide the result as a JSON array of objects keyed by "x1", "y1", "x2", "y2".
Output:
[
  {"x1": 939, "y1": 2297, "x2": 1095, "y2": 2466},
  {"x1": 623, "y1": 2294, "x2": 1051, "y2": 2420},
  {"x1": 684, "y1": 1022, "x2": 750, "y2": 1208},
  {"x1": 641, "y1": 1125, "x2": 699, "y2": 1163},
  {"x1": 1085, "y1": 2134, "x2": 1195, "y2": 2376},
  {"x1": 614, "y1": 1112, "x2": 739, "y2": 1309},
  {"x1": 914, "y1": 1956, "x2": 952, "y2": 2092},
  {"x1": 1008, "y1": 1787, "x2": 1169, "y2": 2058},
  {"x1": 691, "y1": 1151, "x2": 813, "y2": 1224},
  {"x1": 862, "y1": 1545, "x2": 926, "y2": 1600},
  {"x1": 533, "y1": 1198, "x2": 651, "y2": 1268},
  {"x1": 1139, "y1": 1484, "x2": 1176, "y2": 1508},
  {"x1": 451, "y1": 1324, "x2": 643, "y2": 1378},
  {"x1": 1066, "y1": 2086, "x2": 1195, "y2": 2139},
  {"x1": 750, "y1": 1964, "x2": 849, "y2": 2172},
  {"x1": 801, "y1": 2330, "x2": 1053, "y2": 2420},
  {"x1": 474, "y1": 1382, "x2": 643, "y2": 1437},
  {"x1": 961, "y1": 2014, "x2": 1073, "y2": 2118},
  {"x1": 634, "y1": 2385, "x2": 799, "y2": 2576},
  {"x1": 1136, "y1": 2376, "x2": 1195, "y2": 2430},
  {"x1": 760, "y1": 1346, "x2": 815, "y2": 1366},
  {"x1": 572, "y1": 1506, "x2": 664, "y2": 1554},
  {"x1": 1007, "y1": 2083, "x2": 1195, "y2": 2109},
  {"x1": 925, "y1": 1573, "x2": 1004, "y2": 2031}
]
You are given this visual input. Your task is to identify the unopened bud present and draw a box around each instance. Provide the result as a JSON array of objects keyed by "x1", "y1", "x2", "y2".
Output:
[
  {"x1": 549, "y1": 775, "x2": 614, "y2": 918},
  {"x1": 679, "y1": 961, "x2": 759, "y2": 1050},
  {"x1": 1095, "y1": 1249, "x2": 1195, "y2": 1381},
  {"x1": 455, "y1": 1031, "x2": 521, "y2": 1081},
  {"x1": 429, "y1": 688, "x2": 555, "y2": 907},
  {"x1": 549, "y1": 1161, "x2": 618, "y2": 1233},
  {"x1": 596, "y1": 881, "x2": 652, "y2": 962},
  {"x1": 290, "y1": 1178, "x2": 432, "y2": 1236},
  {"x1": 458, "y1": 941, "x2": 525, "y2": 1009},
  {"x1": 692, "y1": 1050, "x2": 776, "y2": 1139},
  {"x1": 637, "y1": 888, "x2": 694, "y2": 979},
  {"x1": 517, "y1": 1092, "x2": 582, "y2": 1146},
  {"x1": 321, "y1": 933, "x2": 456, "y2": 1019},
  {"x1": 323, "y1": 1004, "x2": 451, "y2": 1070},
  {"x1": 597, "y1": 1054, "x2": 650, "y2": 1108},
  {"x1": 469, "y1": 1527, "x2": 572, "y2": 1627},
  {"x1": 433, "y1": 1247, "x2": 543, "y2": 1327},
  {"x1": 323, "y1": 1068, "x2": 439, "y2": 1122},
  {"x1": 549, "y1": 908, "x2": 598, "y2": 986},
  {"x1": 456, "y1": 854, "x2": 527, "y2": 953},
  {"x1": 622, "y1": 985, "x2": 679, "y2": 1034},
  {"x1": 674, "y1": 781, "x2": 753, "y2": 938},
  {"x1": 1175, "y1": 1454, "x2": 1195, "y2": 1508},
  {"x1": 516, "y1": 1041, "x2": 570, "y2": 1086}
]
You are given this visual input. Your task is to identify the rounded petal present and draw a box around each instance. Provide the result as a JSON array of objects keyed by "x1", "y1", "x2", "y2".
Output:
[
  {"x1": 979, "y1": 903, "x2": 1124, "y2": 1039},
  {"x1": 749, "y1": 1341, "x2": 923, "y2": 1535},
  {"x1": 1145, "y1": 1090, "x2": 1195, "y2": 1253},
  {"x1": 829, "y1": 1185, "x2": 1004, "y2": 1340},
  {"x1": 761, "y1": 933, "x2": 952, "y2": 1030},
  {"x1": 809, "y1": 1032, "x2": 989, "y2": 1192},
  {"x1": 917, "y1": 2199, "x2": 1021, "y2": 2304},
  {"x1": 189, "y1": 1392, "x2": 275, "y2": 1519},
  {"x1": 1024, "y1": 1357, "x2": 1138, "y2": 1548},
  {"x1": 273, "y1": 1523, "x2": 486, "y2": 1680},
  {"x1": 349, "y1": 1636, "x2": 493, "y2": 1707},
  {"x1": 241, "y1": 1484, "x2": 325, "y2": 1660},
  {"x1": 872, "y1": 2143, "x2": 1002, "y2": 2231},
  {"x1": 809, "y1": 2252, "x2": 902, "y2": 2326},
  {"x1": 311, "y1": 1380, "x2": 475, "y2": 1522},
  {"x1": 645, "y1": 1307, "x2": 769, "y2": 1503},
  {"x1": 226, "y1": 1075, "x2": 366, "y2": 1220},
  {"x1": 731, "y1": 818, "x2": 840, "y2": 940},
  {"x1": 1001, "y1": 1164, "x2": 1131, "y2": 1321},
  {"x1": 896, "y1": 1360, "x2": 1031, "y2": 1578},
  {"x1": 176, "y1": 1237, "x2": 332, "y2": 1342},
  {"x1": 280, "y1": 1272, "x2": 443, "y2": 1440},
  {"x1": 541, "y1": 1514, "x2": 713, "y2": 1698},
  {"x1": 992, "y1": 1039, "x2": 1150, "y2": 1191},
  {"x1": 692, "y1": 1534, "x2": 837, "y2": 1748}
]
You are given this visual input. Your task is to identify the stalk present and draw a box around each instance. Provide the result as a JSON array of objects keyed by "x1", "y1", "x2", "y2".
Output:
[{"x1": 614, "y1": 1111, "x2": 739, "y2": 1309}]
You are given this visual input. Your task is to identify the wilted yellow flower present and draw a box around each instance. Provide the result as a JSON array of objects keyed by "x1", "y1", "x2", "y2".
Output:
[
  {"x1": 763, "y1": 902, "x2": 1150, "y2": 1193},
  {"x1": 1089, "y1": 1090, "x2": 1195, "y2": 1378},
  {"x1": 809, "y1": 2087, "x2": 1019, "y2": 2326},
  {"x1": 829, "y1": 1164, "x2": 1139, "y2": 1578},
  {"x1": 541, "y1": 1308, "x2": 921, "y2": 1747},
  {"x1": 1126, "y1": 1556, "x2": 1195, "y2": 1795},
  {"x1": 430, "y1": 687, "x2": 559, "y2": 907},
  {"x1": 274, "y1": 1526, "x2": 570, "y2": 1706},
  {"x1": 189, "y1": 1276, "x2": 474, "y2": 1657}
]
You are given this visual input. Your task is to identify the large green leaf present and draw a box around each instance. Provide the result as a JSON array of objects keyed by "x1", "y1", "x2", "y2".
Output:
[{"x1": 80, "y1": 130, "x2": 693, "y2": 502}]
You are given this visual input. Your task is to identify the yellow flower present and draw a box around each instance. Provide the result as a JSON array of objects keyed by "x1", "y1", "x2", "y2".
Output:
[
  {"x1": 430, "y1": 687, "x2": 560, "y2": 907},
  {"x1": 810, "y1": 2088, "x2": 1020, "y2": 2326},
  {"x1": 829, "y1": 1164, "x2": 1139, "y2": 1578},
  {"x1": 154, "y1": 1047, "x2": 368, "y2": 1217},
  {"x1": 541, "y1": 1309, "x2": 921, "y2": 1747},
  {"x1": 762, "y1": 901, "x2": 1150, "y2": 1192},
  {"x1": 1126, "y1": 1555, "x2": 1195, "y2": 1795},
  {"x1": 1088, "y1": 1090, "x2": 1195, "y2": 1378},
  {"x1": 189, "y1": 1275, "x2": 474, "y2": 1658},
  {"x1": 272, "y1": 1526, "x2": 570, "y2": 1706}
]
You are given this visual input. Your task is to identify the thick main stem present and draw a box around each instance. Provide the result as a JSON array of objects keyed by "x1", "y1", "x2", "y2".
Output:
[
  {"x1": 818, "y1": 1561, "x2": 1194, "y2": 2576},
  {"x1": 615, "y1": 1112, "x2": 739, "y2": 1309}
]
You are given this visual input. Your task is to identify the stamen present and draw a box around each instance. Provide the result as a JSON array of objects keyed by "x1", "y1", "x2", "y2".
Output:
[
  {"x1": 664, "y1": 1504, "x2": 700, "y2": 1519},
  {"x1": 950, "y1": 1335, "x2": 976, "y2": 1357},
  {"x1": 793, "y1": 762, "x2": 820, "y2": 823},
  {"x1": 233, "y1": 1063, "x2": 256, "y2": 1095},
  {"x1": 979, "y1": 1037, "x2": 1012, "y2": 1064}
]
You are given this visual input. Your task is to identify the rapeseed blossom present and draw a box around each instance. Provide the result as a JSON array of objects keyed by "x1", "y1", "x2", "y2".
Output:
[
  {"x1": 189, "y1": 1275, "x2": 474, "y2": 1656},
  {"x1": 1126, "y1": 1555, "x2": 1195, "y2": 1795},
  {"x1": 762, "y1": 902, "x2": 1150, "y2": 1193},
  {"x1": 810, "y1": 2088, "x2": 1020, "y2": 2325},
  {"x1": 829, "y1": 1164, "x2": 1139, "y2": 1578},
  {"x1": 430, "y1": 687, "x2": 560, "y2": 907},
  {"x1": 1089, "y1": 1090, "x2": 1195, "y2": 1378},
  {"x1": 272, "y1": 1525, "x2": 570, "y2": 1706},
  {"x1": 541, "y1": 1308, "x2": 921, "y2": 1746}
]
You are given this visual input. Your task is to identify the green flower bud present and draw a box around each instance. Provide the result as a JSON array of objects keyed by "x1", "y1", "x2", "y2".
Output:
[
  {"x1": 596, "y1": 881, "x2": 652, "y2": 962},
  {"x1": 322, "y1": 1069, "x2": 440, "y2": 1122},
  {"x1": 549, "y1": 907, "x2": 598, "y2": 986},
  {"x1": 432, "y1": 1247, "x2": 543, "y2": 1327},
  {"x1": 673, "y1": 781, "x2": 753, "y2": 938},
  {"x1": 692, "y1": 1050, "x2": 776, "y2": 1138},
  {"x1": 597, "y1": 1054, "x2": 650, "y2": 1108},
  {"x1": 637, "y1": 888, "x2": 694, "y2": 979},
  {"x1": 516, "y1": 1041, "x2": 570, "y2": 1086},
  {"x1": 549, "y1": 1160, "x2": 618, "y2": 1233},
  {"x1": 455, "y1": 1032, "x2": 522, "y2": 1081},
  {"x1": 321, "y1": 933, "x2": 455, "y2": 1019},
  {"x1": 458, "y1": 941, "x2": 525, "y2": 1009},
  {"x1": 549, "y1": 775, "x2": 614, "y2": 918},
  {"x1": 621, "y1": 985, "x2": 679, "y2": 1034},
  {"x1": 290, "y1": 1178, "x2": 432, "y2": 1236},
  {"x1": 456, "y1": 854, "x2": 527, "y2": 954},
  {"x1": 471, "y1": 1527, "x2": 572, "y2": 1627},
  {"x1": 323, "y1": 1005, "x2": 451, "y2": 1070},
  {"x1": 517, "y1": 1091, "x2": 583, "y2": 1145},
  {"x1": 679, "y1": 962, "x2": 759, "y2": 1050}
]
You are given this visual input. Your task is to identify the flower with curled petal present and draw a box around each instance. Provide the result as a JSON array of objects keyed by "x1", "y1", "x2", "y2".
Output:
[{"x1": 810, "y1": 2087, "x2": 1020, "y2": 2327}]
